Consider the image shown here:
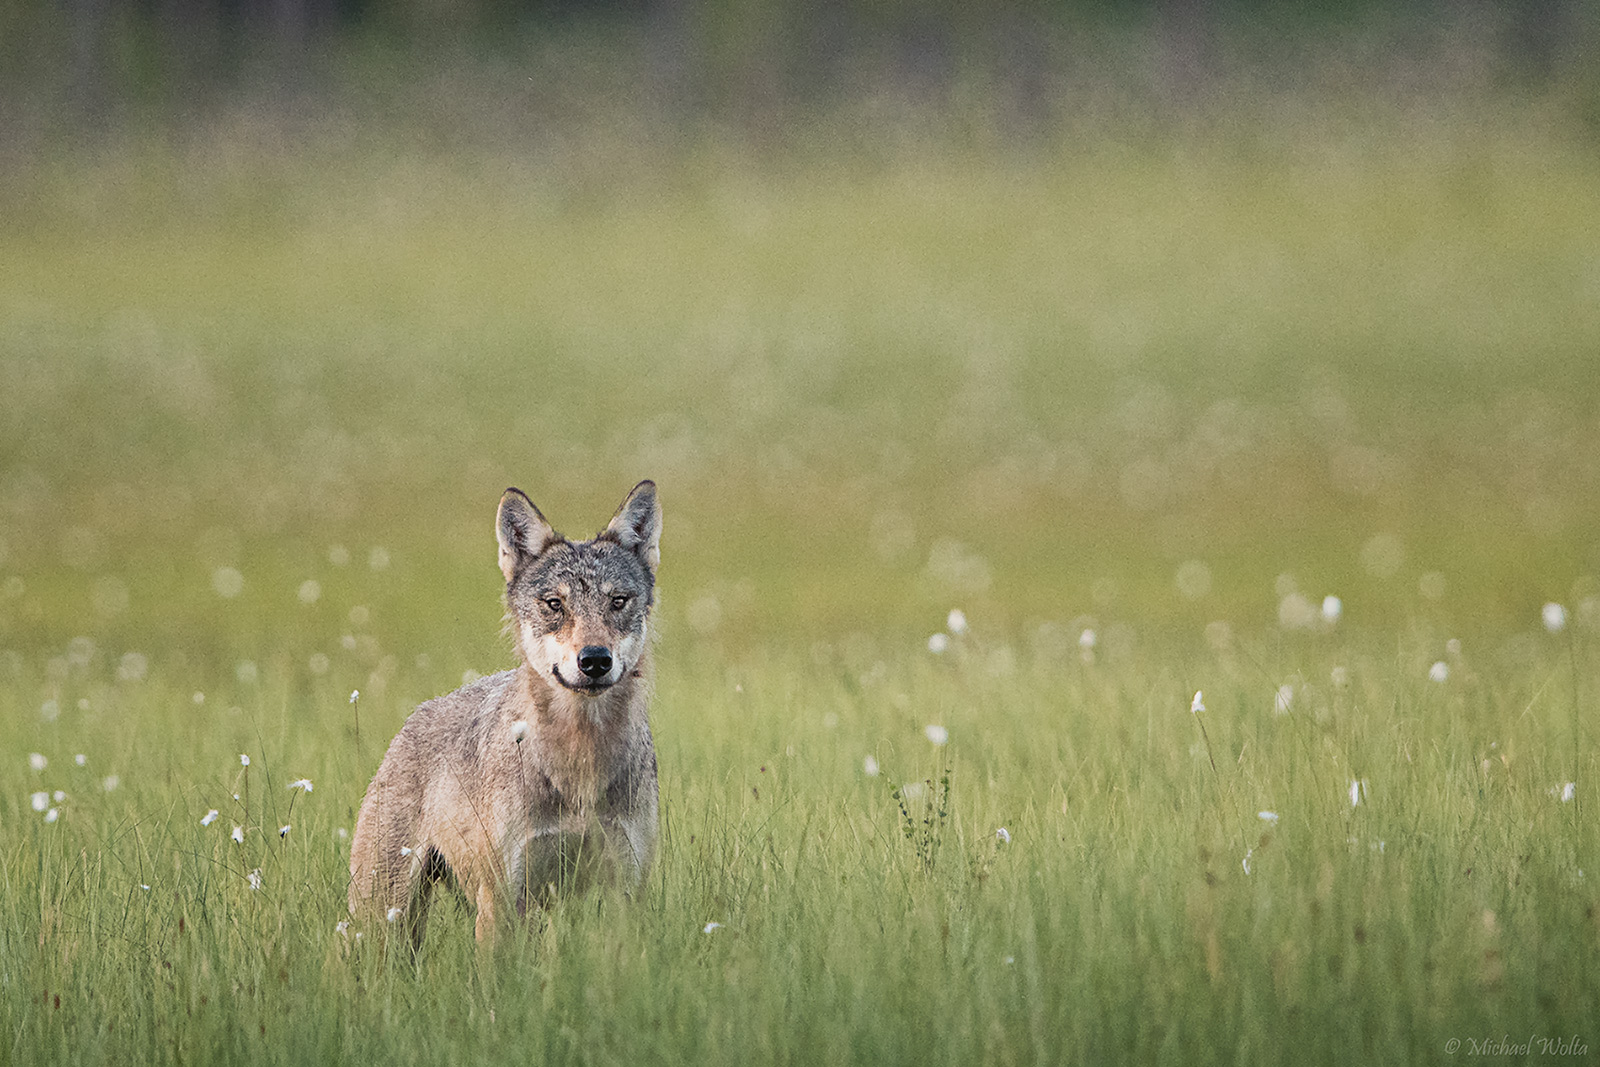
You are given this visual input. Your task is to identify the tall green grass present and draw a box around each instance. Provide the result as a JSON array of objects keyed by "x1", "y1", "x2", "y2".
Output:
[{"x1": 2, "y1": 97, "x2": 1598, "y2": 1063}]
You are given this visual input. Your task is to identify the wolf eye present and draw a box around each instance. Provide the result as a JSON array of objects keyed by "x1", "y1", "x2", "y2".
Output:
[
  {"x1": 610, "y1": 595, "x2": 629, "y2": 610},
  {"x1": 544, "y1": 598, "x2": 563, "y2": 613}
]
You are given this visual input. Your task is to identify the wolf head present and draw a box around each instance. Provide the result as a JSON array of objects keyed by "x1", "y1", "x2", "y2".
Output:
[{"x1": 495, "y1": 481, "x2": 661, "y2": 695}]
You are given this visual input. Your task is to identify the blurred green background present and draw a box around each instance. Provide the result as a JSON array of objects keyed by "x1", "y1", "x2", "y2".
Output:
[{"x1": 3, "y1": 0, "x2": 1599, "y2": 690}]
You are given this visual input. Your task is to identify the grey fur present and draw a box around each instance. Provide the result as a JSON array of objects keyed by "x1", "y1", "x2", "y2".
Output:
[{"x1": 349, "y1": 481, "x2": 661, "y2": 947}]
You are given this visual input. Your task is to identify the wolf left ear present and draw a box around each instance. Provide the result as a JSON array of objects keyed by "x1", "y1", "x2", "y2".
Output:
[
  {"x1": 496, "y1": 488, "x2": 558, "y2": 583},
  {"x1": 603, "y1": 480, "x2": 662, "y2": 573}
]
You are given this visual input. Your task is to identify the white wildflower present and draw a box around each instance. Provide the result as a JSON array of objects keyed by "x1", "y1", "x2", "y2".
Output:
[
  {"x1": 44, "y1": 808, "x2": 59, "y2": 823},
  {"x1": 349, "y1": 689, "x2": 360, "y2": 704},
  {"x1": 202, "y1": 809, "x2": 219, "y2": 827},
  {"x1": 1078, "y1": 628, "x2": 1097, "y2": 650},
  {"x1": 1190, "y1": 691, "x2": 1204, "y2": 714},
  {"x1": 231, "y1": 825, "x2": 244, "y2": 844},
  {"x1": 511, "y1": 721, "x2": 529, "y2": 744},
  {"x1": 52, "y1": 790, "x2": 65, "y2": 802},
  {"x1": 1349, "y1": 779, "x2": 1368, "y2": 807},
  {"x1": 862, "y1": 755, "x2": 879, "y2": 777},
  {"x1": 995, "y1": 827, "x2": 1011, "y2": 844},
  {"x1": 946, "y1": 609, "x2": 968, "y2": 635},
  {"x1": 29, "y1": 753, "x2": 46, "y2": 772},
  {"x1": 247, "y1": 869, "x2": 262, "y2": 891},
  {"x1": 74, "y1": 754, "x2": 86, "y2": 766},
  {"x1": 1428, "y1": 661, "x2": 1449, "y2": 683},
  {"x1": 924, "y1": 724, "x2": 949, "y2": 745},
  {"x1": 1258, "y1": 811, "x2": 1279, "y2": 824},
  {"x1": 399, "y1": 846, "x2": 413, "y2": 857},
  {"x1": 927, "y1": 633, "x2": 949, "y2": 654},
  {"x1": 386, "y1": 907, "x2": 403, "y2": 923},
  {"x1": 279, "y1": 825, "x2": 291, "y2": 837},
  {"x1": 335, "y1": 920, "x2": 351, "y2": 937},
  {"x1": 211, "y1": 566, "x2": 244, "y2": 599},
  {"x1": 139, "y1": 884, "x2": 150, "y2": 891},
  {"x1": 102, "y1": 775, "x2": 119, "y2": 792},
  {"x1": 1543, "y1": 602, "x2": 1567, "y2": 633},
  {"x1": 1321, "y1": 596, "x2": 1342, "y2": 624},
  {"x1": 287, "y1": 778, "x2": 313, "y2": 793},
  {"x1": 239, "y1": 753, "x2": 250, "y2": 767},
  {"x1": 1562, "y1": 782, "x2": 1576, "y2": 803},
  {"x1": 30, "y1": 791, "x2": 48, "y2": 812},
  {"x1": 702, "y1": 922, "x2": 723, "y2": 933}
]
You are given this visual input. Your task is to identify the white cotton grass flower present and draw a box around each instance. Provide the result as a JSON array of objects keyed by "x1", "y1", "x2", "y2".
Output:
[
  {"x1": 102, "y1": 775, "x2": 119, "y2": 792},
  {"x1": 1079, "y1": 628, "x2": 1096, "y2": 650},
  {"x1": 1561, "y1": 782, "x2": 1576, "y2": 803},
  {"x1": 1190, "y1": 691, "x2": 1205, "y2": 714},
  {"x1": 201, "y1": 809, "x2": 219, "y2": 827},
  {"x1": 74, "y1": 754, "x2": 86, "y2": 767},
  {"x1": 995, "y1": 827, "x2": 1012, "y2": 845},
  {"x1": 511, "y1": 721, "x2": 529, "y2": 744},
  {"x1": 386, "y1": 907, "x2": 403, "y2": 923},
  {"x1": 231, "y1": 825, "x2": 244, "y2": 844},
  {"x1": 924, "y1": 724, "x2": 949, "y2": 745},
  {"x1": 862, "y1": 755, "x2": 879, "y2": 777},
  {"x1": 53, "y1": 790, "x2": 65, "y2": 802},
  {"x1": 399, "y1": 846, "x2": 413, "y2": 857},
  {"x1": 335, "y1": 920, "x2": 351, "y2": 937},
  {"x1": 1349, "y1": 779, "x2": 1368, "y2": 807},
  {"x1": 45, "y1": 808, "x2": 59, "y2": 823},
  {"x1": 211, "y1": 566, "x2": 244, "y2": 599},
  {"x1": 1542, "y1": 602, "x2": 1567, "y2": 634},
  {"x1": 702, "y1": 922, "x2": 723, "y2": 934},
  {"x1": 349, "y1": 689, "x2": 360, "y2": 704},
  {"x1": 287, "y1": 779, "x2": 313, "y2": 793},
  {"x1": 946, "y1": 609, "x2": 969, "y2": 635},
  {"x1": 279, "y1": 825, "x2": 291, "y2": 838},
  {"x1": 29, "y1": 753, "x2": 46, "y2": 772},
  {"x1": 239, "y1": 754, "x2": 250, "y2": 767},
  {"x1": 247, "y1": 869, "x2": 262, "y2": 891},
  {"x1": 1258, "y1": 811, "x2": 1280, "y2": 824},
  {"x1": 30, "y1": 791, "x2": 48, "y2": 812},
  {"x1": 1428, "y1": 661, "x2": 1449, "y2": 683},
  {"x1": 927, "y1": 633, "x2": 949, "y2": 654},
  {"x1": 1321, "y1": 596, "x2": 1342, "y2": 624}
]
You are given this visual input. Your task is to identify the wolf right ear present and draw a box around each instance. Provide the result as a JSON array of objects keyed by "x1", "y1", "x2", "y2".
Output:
[{"x1": 496, "y1": 488, "x2": 557, "y2": 583}]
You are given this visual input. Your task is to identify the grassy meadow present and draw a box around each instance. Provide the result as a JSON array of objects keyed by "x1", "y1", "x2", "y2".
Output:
[{"x1": 2, "y1": 82, "x2": 1600, "y2": 1064}]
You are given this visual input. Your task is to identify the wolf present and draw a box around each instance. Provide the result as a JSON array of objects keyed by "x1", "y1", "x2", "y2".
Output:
[{"x1": 348, "y1": 480, "x2": 662, "y2": 948}]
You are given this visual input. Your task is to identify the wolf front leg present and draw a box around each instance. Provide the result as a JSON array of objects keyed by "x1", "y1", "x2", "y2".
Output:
[{"x1": 474, "y1": 881, "x2": 498, "y2": 945}]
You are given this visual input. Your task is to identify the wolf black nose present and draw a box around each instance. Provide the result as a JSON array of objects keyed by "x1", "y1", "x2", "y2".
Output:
[{"x1": 578, "y1": 646, "x2": 613, "y2": 680}]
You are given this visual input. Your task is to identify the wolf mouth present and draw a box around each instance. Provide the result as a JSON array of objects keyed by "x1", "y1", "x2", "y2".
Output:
[{"x1": 552, "y1": 664, "x2": 616, "y2": 693}]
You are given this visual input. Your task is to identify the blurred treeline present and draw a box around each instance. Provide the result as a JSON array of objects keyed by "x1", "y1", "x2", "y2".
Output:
[{"x1": 3, "y1": 0, "x2": 1596, "y2": 150}]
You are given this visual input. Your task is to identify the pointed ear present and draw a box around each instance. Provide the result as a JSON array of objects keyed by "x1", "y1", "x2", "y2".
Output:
[
  {"x1": 603, "y1": 480, "x2": 662, "y2": 573},
  {"x1": 496, "y1": 488, "x2": 557, "y2": 583}
]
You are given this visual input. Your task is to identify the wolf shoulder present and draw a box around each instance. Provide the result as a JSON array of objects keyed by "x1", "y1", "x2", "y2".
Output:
[{"x1": 381, "y1": 669, "x2": 521, "y2": 768}]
